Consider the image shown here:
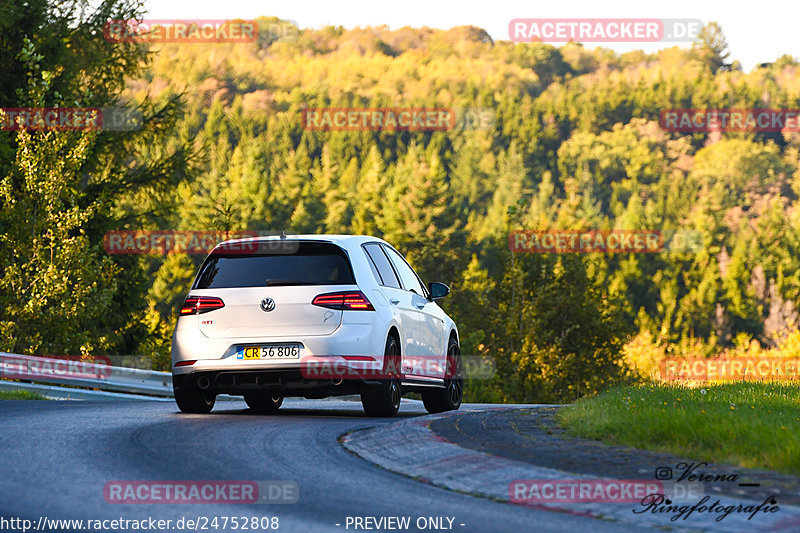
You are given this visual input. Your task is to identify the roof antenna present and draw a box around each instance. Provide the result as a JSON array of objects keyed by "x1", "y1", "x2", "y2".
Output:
[{"x1": 280, "y1": 229, "x2": 287, "y2": 239}]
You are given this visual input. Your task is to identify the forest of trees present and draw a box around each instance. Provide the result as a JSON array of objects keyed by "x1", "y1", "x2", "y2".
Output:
[{"x1": 2, "y1": 2, "x2": 800, "y2": 402}]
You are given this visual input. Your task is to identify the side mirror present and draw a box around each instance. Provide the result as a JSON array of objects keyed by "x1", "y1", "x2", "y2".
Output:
[{"x1": 428, "y1": 282, "x2": 450, "y2": 301}]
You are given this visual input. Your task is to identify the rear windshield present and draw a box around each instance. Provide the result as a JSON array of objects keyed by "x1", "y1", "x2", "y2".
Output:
[{"x1": 193, "y1": 241, "x2": 355, "y2": 289}]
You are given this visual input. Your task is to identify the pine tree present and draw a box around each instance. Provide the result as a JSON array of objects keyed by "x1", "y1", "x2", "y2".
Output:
[
  {"x1": 351, "y1": 145, "x2": 387, "y2": 236},
  {"x1": 378, "y1": 143, "x2": 466, "y2": 284}
]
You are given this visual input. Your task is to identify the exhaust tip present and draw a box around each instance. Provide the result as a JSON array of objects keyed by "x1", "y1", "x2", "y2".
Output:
[{"x1": 196, "y1": 376, "x2": 211, "y2": 390}]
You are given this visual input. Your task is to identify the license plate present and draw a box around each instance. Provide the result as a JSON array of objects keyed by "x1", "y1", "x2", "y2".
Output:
[{"x1": 236, "y1": 345, "x2": 301, "y2": 360}]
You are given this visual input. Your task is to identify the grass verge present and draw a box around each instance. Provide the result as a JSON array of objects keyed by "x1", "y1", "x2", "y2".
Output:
[
  {"x1": 557, "y1": 382, "x2": 800, "y2": 476},
  {"x1": 0, "y1": 389, "x2": 48, "y2": 400}
]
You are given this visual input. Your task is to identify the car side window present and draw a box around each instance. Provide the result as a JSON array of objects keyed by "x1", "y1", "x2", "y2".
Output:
[
  {"x1": 363, "y1": 243, "x2": 401, "y2": 289},
  {"x1": 383, "y1": 246, "x2": 426, "y2": 296}
]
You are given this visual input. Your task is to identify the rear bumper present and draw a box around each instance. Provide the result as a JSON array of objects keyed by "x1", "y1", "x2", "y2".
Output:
[
  {"x1": 171, "y1": 322, "x2": 386, "y2": 374},
  {"x1": 172, "y1": 369, "x2": 364, "y2": 398},
  {"x1": 171, "y1": 321, "x2": 390, "y2": 397}
]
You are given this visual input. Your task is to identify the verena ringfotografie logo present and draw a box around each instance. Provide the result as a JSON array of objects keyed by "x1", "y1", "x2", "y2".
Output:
[
  {"x1": 508, "y1": 19, "x2": 702, "y2": 43},
  {"x1": 0, "y1": 107, "x2": 142, "y2": 131},
  {"x1": 509, "y1": 230, "x2": 702, "y2": 254},
  {"x1": 660, "y1": 109, "x2": 800, "y2": 133},
  {"x1": 104, "y1": 19, "x2": 257, "y2": 43},
  {"x1": 103, "y1": 481, "x2": 298, "y2": 504},
  {"x1": 636, "y1": 463, "x2": 781, "y2": 523},
  {"x1": 660, "y1": 357, "x2": 800, "y2": 381}
]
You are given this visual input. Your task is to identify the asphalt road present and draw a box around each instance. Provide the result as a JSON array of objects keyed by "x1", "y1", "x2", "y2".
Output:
[{"x1": 0, "y1": 399, "x2": 654, "y2": 533}]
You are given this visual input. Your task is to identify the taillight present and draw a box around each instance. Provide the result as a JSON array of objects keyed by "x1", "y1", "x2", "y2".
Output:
[
  {"x1": 312, "y1": 291, "x2": 375, "y2": 311},
  {"x1": 180, "y1": 296, "x2": 225, "y2": 315}
]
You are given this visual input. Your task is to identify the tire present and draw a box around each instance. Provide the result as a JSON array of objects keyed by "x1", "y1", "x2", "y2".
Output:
[
  {"x1": 174, "y1": 378, "x2": 216, "y2": 414},
  {"x1": 422, "y1": 337, "x2": 463, "y2": 414},
  {"x1": 361, "y1": 335, "x2": 402, "y2": 417},
  {"x1": 244, "y1": 393, "x2": 284, "y2": 413}
]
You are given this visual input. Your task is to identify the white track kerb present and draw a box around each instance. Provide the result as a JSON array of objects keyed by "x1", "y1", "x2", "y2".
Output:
[{"x1": 341, "y1": 405, "x2": 800, "y2": 532}]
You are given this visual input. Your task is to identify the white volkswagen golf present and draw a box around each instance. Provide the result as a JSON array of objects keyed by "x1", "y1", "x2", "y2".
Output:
[{"x1": 171, "y1": 234, "x2": 463, "y2": 417}]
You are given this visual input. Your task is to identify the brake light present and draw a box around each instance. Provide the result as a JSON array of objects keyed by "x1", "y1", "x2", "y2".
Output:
[
  {"x1": 180, "y1": 296, "x2": 225, "y2": 315},
  {"x1": 312, "y1": 291, "x2": 375, "y2": 311}
]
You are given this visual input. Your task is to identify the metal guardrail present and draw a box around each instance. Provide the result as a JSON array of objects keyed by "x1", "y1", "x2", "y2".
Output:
[
  {"x1": 0, "y1": 352, "x2": 172, "y2": 397},
  {"x1": 0, "y1": 352, "x2": 245, "y2": 401},
  {"x1": 0, "y1": 380, "x2": 173, "y2": 401}
]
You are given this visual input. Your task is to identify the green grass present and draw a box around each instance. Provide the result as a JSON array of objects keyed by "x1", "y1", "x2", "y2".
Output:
[
  {"x1": 557, "y1": 382, "x2": 800, "y2": 476},
  {"x1": 0, "y1": 389, "x2": 48, "y2": 400}
]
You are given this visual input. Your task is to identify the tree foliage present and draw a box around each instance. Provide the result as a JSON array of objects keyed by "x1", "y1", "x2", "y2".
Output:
[{"x1": 3, "y1": 8, "x2": 799, "y2": 402}]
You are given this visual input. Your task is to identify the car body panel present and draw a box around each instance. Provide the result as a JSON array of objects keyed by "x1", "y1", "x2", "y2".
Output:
[{"x1": 171, "y1": 234, "x2": 459, "y2": 397}]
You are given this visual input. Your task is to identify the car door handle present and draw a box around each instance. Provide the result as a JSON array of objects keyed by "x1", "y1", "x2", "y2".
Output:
[
  {"x1": 415, "y1": 302, "x2": 426, "y2": 309},
  {"x1": 390, "y1": 298, "x2": 400, "y2": 305}
]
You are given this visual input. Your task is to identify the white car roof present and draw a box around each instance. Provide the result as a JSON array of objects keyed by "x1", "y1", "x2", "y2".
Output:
[{"x1": 215, "y1": 233, "x2": 385, "y2": 248}]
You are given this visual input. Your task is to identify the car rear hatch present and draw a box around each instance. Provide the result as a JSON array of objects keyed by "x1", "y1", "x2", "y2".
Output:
[{"x1": 187, "y1": 240, "x2": 356, "y2": 339}]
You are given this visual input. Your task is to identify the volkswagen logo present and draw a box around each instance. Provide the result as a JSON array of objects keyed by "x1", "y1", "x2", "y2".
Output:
[{"x1": 260, "y1": 297, "x2": 276, "y2": 312}]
